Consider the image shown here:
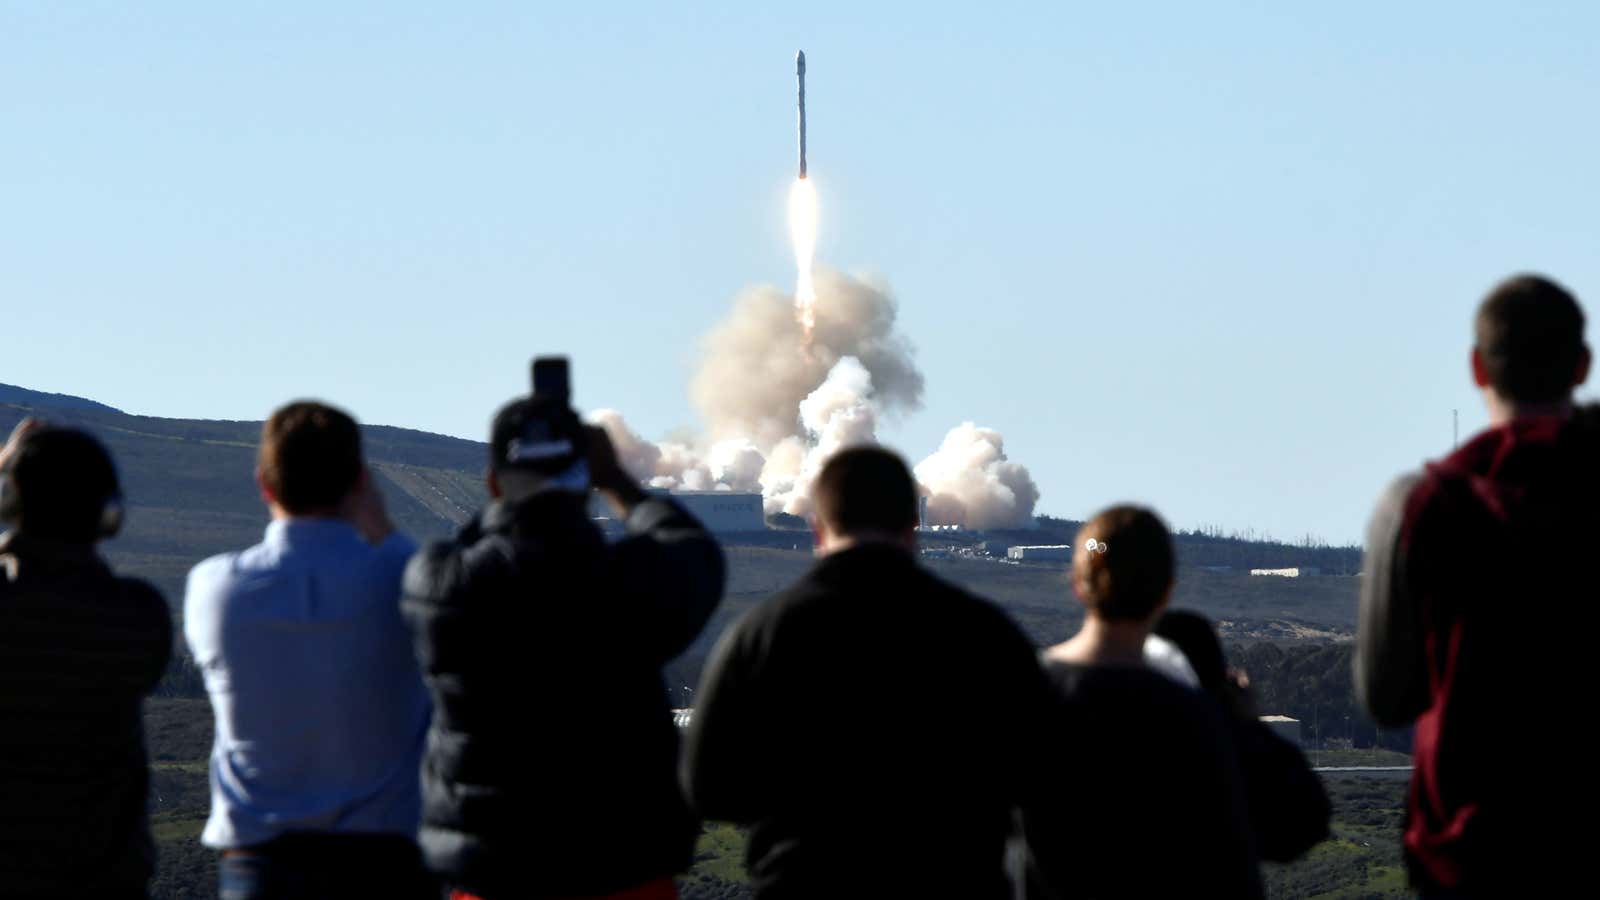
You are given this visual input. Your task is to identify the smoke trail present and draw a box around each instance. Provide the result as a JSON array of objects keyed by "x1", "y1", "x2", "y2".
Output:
[
  {"x1": 598, "y1": 268, "x2": 1039, "y2": 528},
  {"x1": 689, "y1": 268, "x2": 922, "y2": 448}
]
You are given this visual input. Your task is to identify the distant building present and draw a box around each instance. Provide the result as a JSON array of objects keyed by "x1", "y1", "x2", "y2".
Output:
[
  {"x1": 1259, "y1": 715, "x2": 1301, "y2": 745},
  {"x1": 1250, "y1": 566, "x2": 1322, "y2": 578},
  {"x1": 1007, "y1": 545, "x2": 1073, "y2": 562},
  {"x1": 666, "y1": 491, "x2": 765, "y2": 534}
]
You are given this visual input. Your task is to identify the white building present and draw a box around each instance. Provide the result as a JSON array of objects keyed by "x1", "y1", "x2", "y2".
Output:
[
  {"x1": 666, "y1": 491, "x2": 765, "y2": 534},
  {"x1": 1007, "y1": 545, "x2": 1073, "y2": 562},
  {"x1": 1259, "y1": 715, "x2": 1302, "y2": 745},
  {"x1": 1249, "y1": 566, "x2": 1322, "y2": 578}
]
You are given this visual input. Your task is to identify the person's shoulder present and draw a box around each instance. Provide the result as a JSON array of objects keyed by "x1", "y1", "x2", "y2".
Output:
[
  {"x1": 924, "y1": 569, "x2": 1030, "y2": 639},
  {"x1": 108, "y1": 573, "x2": 173, "y2": 631},
  {"x1": 738, "y1": 576, "x2": 818, "y2": 631},
  {"x1": 112, "y1": 572, "x2": 167, "y2": 608},
  {"x1": 185, "y1": 548, "x2": 248, "y2": 597},
  {"x1": 401, "y1": 525, "x2": 514, "y2": 605},
  {"x1": 1367, "y1": 468, "x2": 1438, "y2": 548}
]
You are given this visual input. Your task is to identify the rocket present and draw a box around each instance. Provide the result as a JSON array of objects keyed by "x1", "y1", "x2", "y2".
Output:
[{"x1": 796, "y1": 50, "x2": 808, "y2": 179}]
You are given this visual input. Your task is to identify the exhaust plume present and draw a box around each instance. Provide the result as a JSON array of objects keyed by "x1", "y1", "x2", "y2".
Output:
[{"x1": 597, "y1": 268, "x2": 1040, "y2": 529}]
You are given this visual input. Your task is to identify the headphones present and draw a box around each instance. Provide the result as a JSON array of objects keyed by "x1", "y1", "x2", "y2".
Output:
[{"x1": 0, "y1": 433, "x2": 125, "y2": 540}]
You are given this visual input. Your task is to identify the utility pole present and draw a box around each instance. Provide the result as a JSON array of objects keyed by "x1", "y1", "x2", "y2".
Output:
[{"x1": 1313, "y1": 701, "x2": 1320, "y2": 766}]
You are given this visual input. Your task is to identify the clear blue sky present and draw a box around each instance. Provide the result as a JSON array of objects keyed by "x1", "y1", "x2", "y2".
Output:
[{"x1": 5, "y1": 2, "x2": 1597, "y2": 544}]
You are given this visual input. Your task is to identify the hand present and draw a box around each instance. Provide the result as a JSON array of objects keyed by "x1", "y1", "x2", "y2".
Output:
[
  {"x1": 0, "y1": 418, "x2": 43, "y2": 471},
  {"x1": 1223, "y1": 667, "x2": 1260, "y2": 721},
  {"x1": 583, "y1": 425, "x2": 647, "y2": 512},
  {"x1": 339, "y1": 466, "x2": 395, "y2": 544}
]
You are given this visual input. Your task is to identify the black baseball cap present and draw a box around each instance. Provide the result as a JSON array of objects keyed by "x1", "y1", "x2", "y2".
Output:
[{"x1": 489, "y1": 397, "x2": 588, "y2": 489}]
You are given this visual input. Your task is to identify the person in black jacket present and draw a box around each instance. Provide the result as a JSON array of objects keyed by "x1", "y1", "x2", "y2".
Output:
[
  {"x1": 401, "y1": 377, "x2": 724, "y2": 900},
  {"x1": 1153, "y1": 609, "x2": 1330, "y2": 862},
  {"x1": 685, "y1": 446, "x2": 1050, "y2": 900},
  {"x1": 0, "y1": 418, "x2": 172, "y2": 899}
]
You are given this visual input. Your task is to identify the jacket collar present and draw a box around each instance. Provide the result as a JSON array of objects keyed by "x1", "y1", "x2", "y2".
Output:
[
  {"x1": 479, "y1": 491, "x2": 591, "y2": 536},
  {"x1": 809, "y1": 541, "x2": 918, "y2": 580},
  {"x1": 263, "y1": 517, "x2": 363, "y2": 548}
]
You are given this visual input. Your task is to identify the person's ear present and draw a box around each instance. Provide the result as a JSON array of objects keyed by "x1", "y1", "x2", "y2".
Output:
[
  {"x1": 810, "y1": 518, "x2": 827, "y2": 556},
  {"x1": 1070, "y1": 565, "x2": 1093, "y2": 605},
  {"x1": 1573, "y1": 345, "x2": 1592, "y2": 389},
  {"x1": 1471, "y1": 347, "x2": 1492, "y2": 389},
  {"x1": 256, "y1": 469, "x2": 278, "y2": 507},
  {"x1": 485, "y1": 468, "x2": 502, "y2": 500}
]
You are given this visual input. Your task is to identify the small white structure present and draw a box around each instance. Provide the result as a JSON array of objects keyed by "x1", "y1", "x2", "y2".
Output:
[
  {"x1": 1250, "y1": 566, "x2": 1322, "y2": 578},
  {"x1": 1260, "y1": 715, "x2": 1302, "y2": 745},
  {"x1": 1007, "y1": 545, "x2": 1073, "y2": 562}
]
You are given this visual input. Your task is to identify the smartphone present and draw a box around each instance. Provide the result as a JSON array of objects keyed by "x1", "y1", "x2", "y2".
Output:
[{"x1": 531, "y1": 357, "x2": 571, "y2": 405}]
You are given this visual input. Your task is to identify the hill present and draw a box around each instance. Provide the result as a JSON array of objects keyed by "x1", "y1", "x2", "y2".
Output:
[{"x1": 0, "y1": 382, "x2": 122, "y2": 414}]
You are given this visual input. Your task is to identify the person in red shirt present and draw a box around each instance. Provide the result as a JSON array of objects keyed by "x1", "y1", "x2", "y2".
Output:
[{"x1": 1357, "y1": 273, "x2": 1597, "y2": 896}]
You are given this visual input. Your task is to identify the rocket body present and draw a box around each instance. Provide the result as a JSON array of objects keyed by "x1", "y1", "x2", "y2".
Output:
[{"x1": 796, "y1": 50, "x2": 807, "y2": 178}]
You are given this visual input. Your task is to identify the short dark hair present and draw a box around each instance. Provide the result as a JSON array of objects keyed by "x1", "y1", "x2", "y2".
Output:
[
  {"x1": 1074, "y1": 505, "x2": 1175, "y2": 622},
  {"x1": 1475, "y1": 274, "x2": 1588, "y2": 404},
  {"x1": 812, "y1": 445, "x2": 919, "y2": 536},
  {"x1": 3, "y1": 427, "x2": 120, "y2": 543},
  {"x1": 258, "y1": 402, "x2": 363, "y2": 515}
]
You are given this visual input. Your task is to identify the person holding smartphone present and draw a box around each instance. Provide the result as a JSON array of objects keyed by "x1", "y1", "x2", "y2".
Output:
[{"x1": 402, "y1": 359, "x2": 725, "y2": 900}]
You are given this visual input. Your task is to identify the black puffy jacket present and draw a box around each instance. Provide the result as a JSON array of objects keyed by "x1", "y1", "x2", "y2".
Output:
[
  {"x1": 401, "y1": 494, "x2": 723, "y2": 899},
  {"x1": 0, "y1": 533, "x2": 172, "y2": 899}
]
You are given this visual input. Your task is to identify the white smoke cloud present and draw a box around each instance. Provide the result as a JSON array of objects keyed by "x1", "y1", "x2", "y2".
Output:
[
  {"x1": 915, "y1": 423, "x2": 1040, "y2": 529},
  {"x1": 690, "y1": 269, "x2": 922, "y2": 447},
  {"x1": 594, "y1": 268, "x2": 1040, "y2": 528}
]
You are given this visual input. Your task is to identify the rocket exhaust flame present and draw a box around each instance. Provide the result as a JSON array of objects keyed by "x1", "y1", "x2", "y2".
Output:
[{"x1": 788, "y1": 176, "x2": 819, "y2": 338}]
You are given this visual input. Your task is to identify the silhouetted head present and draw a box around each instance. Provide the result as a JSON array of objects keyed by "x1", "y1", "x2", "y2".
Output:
[
  {"x1": 811, "y1": 445, "x2": 919, "y2": 554},
  {"x1": 1072, "y1": 505, "x2": 1175, "y2": 624},
  {"x1": 257, "y1": 401, "x2": 363, "y2": 516},
  {"x1": 1153, "y1": 609, "x2": 1227, "y2": 697},
  {"x1": 1473, "y1": 274, "x2": 1590, "y2": 407},
  {"x1": 0, "y1": 426, "x2": 122, "y2": 543}
]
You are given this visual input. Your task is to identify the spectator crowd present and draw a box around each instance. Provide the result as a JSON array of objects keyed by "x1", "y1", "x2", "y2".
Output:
[{"x1": 1, "y1": 273, "x2": 1592, "y2": 898}]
